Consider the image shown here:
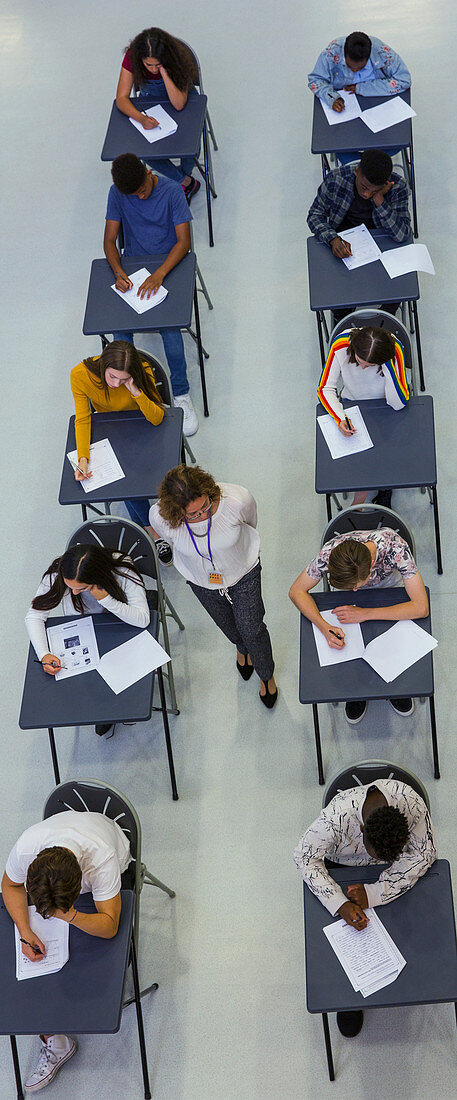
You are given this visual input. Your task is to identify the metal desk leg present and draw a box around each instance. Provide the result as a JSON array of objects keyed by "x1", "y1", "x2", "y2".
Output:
[
  {"x1": 322, "y1": 1014, "x2": 335, "y2": 1081},
  {"x1": 202, "y1": 121, "x2": 214, "y2": 247},
  {"x1": 193, "y1": 287, "x2": 209, "y2": 417},
  {"x1": 454, "y1": 1002, "x2": 457, "y2": 1027},
  {"x1": 130, "y1": 937, "x2": 152, "y2": 1100},
  {"x1": 312, "y1": 703, "x2": 325, "y2": 786},
  {"x1": 431, "y1": 486, "x2": 443, "y2": 574},
  {"x1": 412, "y1": 301, "x2": 425, "y2": 391},
  {"x1": 316, "y1": 312, "x2": 326, "y2": 367},
  {"x1": 326, "y1": 495, "x2": 332, "y2": 522},
  {"x1": 409, "y1": 136, "x2": 418, "y2": 238},
  {"x1": 429, "y1": 694, "x2": 440, "y2": 779},
  {"x1": 81, "y1": 504, "x2": 87, "y2": 522},
  {"x1": 158, "y1": 667, "x2": 179, "y2": 801},
  {"x1": 321, "y1": 154, "x2": 331, "y2": 179},
  {"x1": 48, "y1": 728, "x2": 61, "y2": 785},
  {"x1": 10, "y1": 1036, "x2": 24, "y2": 1100}
]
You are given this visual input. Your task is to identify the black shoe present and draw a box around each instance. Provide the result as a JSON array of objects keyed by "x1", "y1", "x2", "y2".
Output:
[
  {"x1": 183, "y1": 177, "x2": 201, "y2": 205},
  {"x1": 337, "y1": 1010, "x2": 364, "y2": 1037},
  {"x1": 345, "y1": 700, "x2": 367, "y2": 724},
  {"x1": 259, "y1": 681, "x2": 278, "y2": 708},
  {"x1": 372, "y1": 489, "x2": 392, "y2": 508},
  {"x1": 237, "y1": 656, "x2": 254, "y2": 681},
  {"x1": 154, "y1": 539, "x2": 173, "y2": 566},
  {"x1": 390, "y1": 697, "x2": 414, "y2": 717},
  {"x1": 95, "y1": 723, "x2": 114, "y2": 737}
]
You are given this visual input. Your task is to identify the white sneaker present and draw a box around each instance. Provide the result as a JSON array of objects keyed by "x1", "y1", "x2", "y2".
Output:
[
  {"x1": 25, "y1": 1035, "x2": 77, "y2": 1092},
  {"x1": 174, "y1": 393, "x2": 199, "y2": 436}
]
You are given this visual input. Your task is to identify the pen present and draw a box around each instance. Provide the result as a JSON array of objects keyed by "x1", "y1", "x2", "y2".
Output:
[
  {"x1": 329, "y1": 629, "x2": 343, "y2": 640},
  {"x1": 344, "y1": 416, "x2": 354, "y2": 432},
  {"x1": 34, "y1": 659, "x2": 67, "y2": 669},
  {"x1": 69, "y1": 458, "x2": 90, "y2": 477},
  {"x1": 20, "y1": 938, "x2": 43, "y2": 955}
]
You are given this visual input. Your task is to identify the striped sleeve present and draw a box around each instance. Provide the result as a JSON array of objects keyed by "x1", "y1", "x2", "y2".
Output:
[
  {"x1": 317, "y1": 333, "x2": 350, "y2": 423},
  {"x1": 383, "y1": 340, "x2": 409, "y2": 408}
]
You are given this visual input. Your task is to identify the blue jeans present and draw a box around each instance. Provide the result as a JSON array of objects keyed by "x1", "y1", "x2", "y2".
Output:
[
  {"x1": 113, "y1": 329, "x2": 189, "y2": 396},
  {"x1": 125, "y1": 498, "x2": 151, "y2": 528}
]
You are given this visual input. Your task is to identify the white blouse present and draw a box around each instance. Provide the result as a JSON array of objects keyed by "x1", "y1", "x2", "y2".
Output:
[
  {"x1": 319, "y1": 344, "x2": 406, "y2": 423},
  {"x1": 26, "y1": 559, "x2": 150, "y2": 660},
  {"x1": 149, "y1": 483, "x2": 261, "y2": 589}
]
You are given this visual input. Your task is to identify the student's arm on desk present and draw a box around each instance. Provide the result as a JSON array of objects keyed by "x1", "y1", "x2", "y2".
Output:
[
  {"x1": 104, "y1": 220, "x2": 133, "y2": 290},
  {"x1": 307, "y1": 179, "x2": 340, "y2": 246},
  {"x1": 115, "y1": 67, "x2": 159, "y2": 129},
  {"x1": 289, "y1": 569, "x2": 345, "y2": 649},
  {"x1": 372, "y1": 176, "x2": 411, "y2": 242},
  {"x1": 334, "y1": 571, "x2": 429, "y2": 624},
  {"x1": 1, "y1": 873, "x2": 46, "y2": 959},
  {"x1": 294, "y1": 819, "x2": 368, "y2": 929},
  {"x1": 137, "y1": 222, "x2": 191, "y2": 299},
  {"x1": 54, "y1": 894, "x2": 121, "y2": 939}
]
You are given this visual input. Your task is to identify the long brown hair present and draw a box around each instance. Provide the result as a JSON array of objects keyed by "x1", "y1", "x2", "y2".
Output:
[
  {"x1": 328, "y1": 540, "x2": 372, "y2": 589},
  {"x1": 157, "y1": 465, "x2": 222, "y2": 528},
  {"x1": 32, "y1": 545, "x2": 145, "y2": 614},
  {"x1": 127, "y1": 27, "x2": 196, "y2": 92},
  {"x1": 83, "y1": 341, "x2": 163, "y2": 406},
  {"x1": 348, "y1": 327, "x2": 397, "y2": 371}
]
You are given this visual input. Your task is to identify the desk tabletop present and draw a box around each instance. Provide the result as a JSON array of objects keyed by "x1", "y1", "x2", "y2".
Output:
[
  {"x1": 83, "y1": 252, "x2": 196, "y2": 336},
  {"x1": 19, "y1": 610, "x2": 159, "y2": 730},
  {"x1": 315, "y1": 396, "x2": 436, "y2": 494},
  {"x1": 311, "y1": 90, "x2": 412, "y2": 155},
  {"x1": 59, "y1": 407, "x2": 183, "y2": 506},
  {"x1": 307, "y1": 233, "x2": 419, "y2": 311},
  {"x1": 101, "y1": 94, "x2": 207, "y2": 161},
  {"x1": 299, "y1": 587, "x2": 434, "y2": 703},
  {"x1": 0, "y1": 891, "x2": 134, "y2": 1035},
  {"x1": 303, "y1": 861, "x2": 457, "y2": 1012}
]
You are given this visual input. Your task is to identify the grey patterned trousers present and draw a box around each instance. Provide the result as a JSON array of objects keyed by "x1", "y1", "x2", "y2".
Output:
[{"x1": 188, "y1": 561, "x2": 275, "y2": 682}]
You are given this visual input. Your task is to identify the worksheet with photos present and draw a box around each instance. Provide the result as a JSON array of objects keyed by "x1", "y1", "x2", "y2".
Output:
[{"x1": 46, "y1": 616, "x2": 100, "y2": 681}]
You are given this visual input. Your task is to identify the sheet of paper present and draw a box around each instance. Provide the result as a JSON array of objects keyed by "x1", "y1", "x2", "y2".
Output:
[
  {"x1": 361, "y1": 97, "x2": 416, "y2": 133},
  {"x1": 67, "y1": 437, "x2": 125, "y2": 493},
  {"x1": 15, "y1": 907, "x2": 69, "y2": 981},
  {"x1": 317, "y1": 404, "x2": 374, "y2": 460},
  {"x1": 111, "y1": 266, "x2": 168, "y2": 315},
  {"x1": 97, "y1": 630, "x2": 170, "y2": 695},
  {"x1": 320, "y1": 90, "x2": 363, "y2": 126},
  {"x1": 129, "y1": 103, "x2": 178, "y2": 143},
  {"x1": 379, "y1": 243, "x2": 435, "y2": 279},
  {"x1": 312, "y1": 611, "x2": 365, "y2": 667},
  {"x1": 339, "y1": 224, "x2": 383, "y2": 271},
  {"x1": 323, "y1": 909, "x2": 406, "y2": 997},
  {"x1": 47, "y1": 616, "x2": 100, "y2": 682},
  {"x1": 363, "y1": 620, "x2": 438, "y2": 683}
]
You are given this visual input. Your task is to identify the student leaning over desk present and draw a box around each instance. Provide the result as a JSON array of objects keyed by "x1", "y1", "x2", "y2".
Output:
[
  {"x1": 1, "y1": 811, "x2": 131, "y2": 1092},
  {"x1": 308, "y1": 31, "x2": 411, "y2": 111},
  {"x1": 25, "y1": 544, "x2": 149, "y2": 736}
]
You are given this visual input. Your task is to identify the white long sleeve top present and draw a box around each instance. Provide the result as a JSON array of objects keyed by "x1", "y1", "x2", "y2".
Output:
[
  {"x1": 149, "y1": 483, "x2": 261, "y2": 590},
  {"x1": 293, "y1": 779, "x2": 436, "y2": 916},
  {"x1": 317, "y1": 333, "x2": 409, "y2": 425},
  {"x1": 25, "y1": 558, "x2": 150, "y2": 660}
]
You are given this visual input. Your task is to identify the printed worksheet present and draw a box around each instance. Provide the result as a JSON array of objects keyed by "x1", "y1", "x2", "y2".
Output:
[
  {"x1": 15, "y1": 907, "x2": 69, "y2": 981},
  {"x1": 317, "y1": 405, "x2": 374, "y2": 459},
  {"x1": 47, "y1": 616, "x2": 100, "y2": 681},
  {"x1": 320, "y1": 90, "x2": 363, "y2": 126},
  {"x1": 111, "y1": 267, "x2": 168, "y2": 314},
  {"x1": 67, "y1": 438, "x2": 125, "y2": 493},
  {"x1": 312, "y1": 612, "x2": 365, "y2": 667},
  {"x1": 339, "y1": 224, "x2": 383, "y2": 270},
  {"x1": 323, "y1": 909, "x2": 406, "y2": 997},
  {"x1": 129, "y1": 103, "x2": 178, "y2": 142}
]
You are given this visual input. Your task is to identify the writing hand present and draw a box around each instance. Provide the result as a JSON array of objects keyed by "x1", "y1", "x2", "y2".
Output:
[
  {"x1": 123, "y1": 375, "x2": 141, "y2": 397},
  {"x1": 344, "y1": 84, "x2": 356, "y2": 93},
  {"x1": 338, "y1": 418, "x2": 356, "y2": 436},
  {"x1": 332, "y1": 97, "x2": 345, "y2": 112},
  {"x1": 141, "y1": 114, "x2": 159, "y2": 130},
  {"x1": 338, "y1": 900, "x2": 369, "y2": 930},
  {"x1": 333, "y1": 606, "x2": 365, "y2": 624},
  {"x1": 21, "y1": 935, "x2": 46, "y2": 961},
  {"x1": 372, "y1": 180, "x2": 394, "y2": 208},
  {"x1": 137, "y1": 270, "x2": 164, "y2": 300},
  {"x1": 347, "y1": 884, "x2": 368, "y2": 908},
  {"x1": 331, "y1": 236, "x2": 352, "y2": 259},
  {"x1": 74, "y1": 456, "x2": 92, "y2": 482},
  {"x1": 115, "y1": 271, "x2": 133, "y2": 293},
  {"x1": 41, "y1": 654, "x2": 62, "y2": 676},
  {"x1": 89, "y1": 585, "x2": 108, "y2": 601},
  {"x1": 323, "y1": 622, "x2": 345, "y2": 649}
]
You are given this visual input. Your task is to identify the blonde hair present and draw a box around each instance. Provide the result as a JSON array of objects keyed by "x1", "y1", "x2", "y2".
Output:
[{"x1": 328, "y1": 540, "x2": 371, "y2": 589}]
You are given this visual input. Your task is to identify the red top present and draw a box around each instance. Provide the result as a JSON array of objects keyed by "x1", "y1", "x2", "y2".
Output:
[{"x1": 122, "y1": 49, "x2": 161, "y2": 79}]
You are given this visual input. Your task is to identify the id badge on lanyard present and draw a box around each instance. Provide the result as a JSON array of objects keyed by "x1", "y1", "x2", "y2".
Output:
[
  {"x1": 185, "y1": 517, "x2": 225, "y2": 588},
  {"x1": 208, "y1": 570, "x2": 224, "y2": 585}
]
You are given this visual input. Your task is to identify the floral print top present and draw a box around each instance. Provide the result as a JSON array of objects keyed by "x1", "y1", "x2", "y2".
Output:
[{"x1": 306, "y1": 528, "x2": 417, "y2": 588}]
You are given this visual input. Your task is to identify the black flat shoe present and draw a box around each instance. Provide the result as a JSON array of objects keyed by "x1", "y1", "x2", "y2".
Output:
[
  {"x1": 95, "y1": 723, "x2": 114, "y2": 737},
  {"x1": 259, "y1": 681, "x2": 278, "y2": 709},
  {"x1": 237, "y1": 656, "x2": 254, "y2": 681},
  {"x1": 337, "y1": 1010, "x2": 364, "y2": 1037}
]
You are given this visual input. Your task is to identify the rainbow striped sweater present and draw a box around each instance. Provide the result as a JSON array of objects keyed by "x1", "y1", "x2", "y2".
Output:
[{"x1": 317, "y1": 331, "x2": 409, "y2": 424}]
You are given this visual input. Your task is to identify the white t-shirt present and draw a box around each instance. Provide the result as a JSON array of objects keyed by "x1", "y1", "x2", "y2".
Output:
[
  {"x1": 149, "y1": 483, "x2": 261, "y2": 589},
  {"x1": 5, "y1": 812, "x2": 131, "y2": 901}
]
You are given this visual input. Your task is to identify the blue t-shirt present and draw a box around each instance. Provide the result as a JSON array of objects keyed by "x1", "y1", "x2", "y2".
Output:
[{"x1": 106, "y1": 176, "x2": 192, "y2": 256}]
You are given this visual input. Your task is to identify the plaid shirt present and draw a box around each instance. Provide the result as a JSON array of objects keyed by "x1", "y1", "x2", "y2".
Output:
[{"x1": 307, "y1": 165, "x2": 411, "y2": 246}]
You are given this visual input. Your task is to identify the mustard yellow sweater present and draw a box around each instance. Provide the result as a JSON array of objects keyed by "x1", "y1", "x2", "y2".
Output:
[{"x1": 71, "y1": 359, "x2": 164, "y2": 460}]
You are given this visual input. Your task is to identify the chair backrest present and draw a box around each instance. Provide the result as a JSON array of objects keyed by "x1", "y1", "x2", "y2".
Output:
[
  {"x1": 323, "y1": 759, "x2": 430, "y2": 810},
  {"x1": 320, "y1": 503, "x2": 416, "y2": 565},
  {"x1": 43, "y1": 779, "x2": 141, "y2": 861},
  {"x1": 66, "y1": 514, "x2": 161, "y2": 585},
  {"x1": 136, "y1": 348, "x2": 173, "y2": 407},
  {"x1": 327, "y1": 308, "x2": 413, "y2": 382}
]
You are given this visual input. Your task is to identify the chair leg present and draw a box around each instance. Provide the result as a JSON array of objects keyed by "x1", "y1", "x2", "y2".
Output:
[
  {"x1": 186, "y1": 326, "x2": 210, "y2": 359},
  {"x1": 184, "y1": 437, "x2": 196, "y2": 463},
  {"x1": 142, "y1": 866, "x2": 176, "y2": 898},
  {"x1": 206, "y1": 107, "x2": 218, "y2": 151},
  {"x1": 164, "y1": 592, "x2": 186, "y2": 631},
  {"x1": 196, "y1": 262, "x2": 214, "y2": 310},
  {"x1": 128, "y1": 937, "x2": 152, "y2": 1099},
  {"x1": 158, "y1": 667, "x2": 179, "y2": 800}
]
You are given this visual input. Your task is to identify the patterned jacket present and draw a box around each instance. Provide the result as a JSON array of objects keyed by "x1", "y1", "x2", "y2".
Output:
[
  {"x1": 307, "y1": 166, "x2": 411, "y2": 245},
  {"x1": 308, "y1": 37, "x2": 411, "y2": 106}
]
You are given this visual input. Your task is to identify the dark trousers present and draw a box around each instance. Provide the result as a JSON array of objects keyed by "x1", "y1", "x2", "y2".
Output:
[{"x1": 188, "y1": 561, "x2": 275, "y2": 682}]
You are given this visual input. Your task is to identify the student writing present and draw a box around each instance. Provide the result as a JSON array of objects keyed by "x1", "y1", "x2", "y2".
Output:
[{"x1": 308, "y1": 31, "x2": 411, "y2": 112}]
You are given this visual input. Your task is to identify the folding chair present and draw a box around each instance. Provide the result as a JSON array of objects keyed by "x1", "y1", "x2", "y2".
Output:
[
  {"x1": 320, "y1": 503, "x2": 416, "y2": 593},
  {"x1": 323, "y1": 758, "x2": 430, "y2": 810}
]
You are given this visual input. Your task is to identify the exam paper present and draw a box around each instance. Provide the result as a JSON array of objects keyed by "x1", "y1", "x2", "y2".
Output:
[
  {"x1": 379, "y1": 243, "x2": 435, "y2": 279},
  {"x1": 312, "y1": 611, "x2": 365, "y2": 667},
  {"x1": 339, "y1": 224, "x2": 383, "y2": 270},
  {"x1": 47, "y1": 616, "x2": 100, "y2": 681},
  {"x1": 363, "y1": 620, "x2": 438, "y2": 683},
  {"x1": 67, "y1": 438, "x2": 126, "y2": 493},
  {"x1": 111, "y1": 267, "x2": 168, "y2": 315},
  {"x1": 361, "y1": 97, "x2": 416, "y2": 133},
  {"x1": 97, "y1": 630, "x2": 170, "y2": 695},
  {"x1": 321, "y1": 90, "x2": 363, "y2": 126},
  {"x1": 129, "y1": 103, "x2": 178, "y2": 143},
  {"x1": 15, "y1": 907, "x2": 69, "y2": 981},
  {"x1": 323, "y1": 909, "x2": 406, "y2": 997},
  {"x1": 317, "y1": 405, "x2": 374, "y2": 460}
]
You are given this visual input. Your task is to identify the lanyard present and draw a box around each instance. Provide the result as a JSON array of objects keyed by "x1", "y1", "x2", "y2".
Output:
[{"x1": 184, "y1": 514, "x2": 215, "y2": 567}]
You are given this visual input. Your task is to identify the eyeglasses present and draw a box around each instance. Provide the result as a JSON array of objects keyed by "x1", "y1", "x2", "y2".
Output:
[{"x1": 185, "y1": 497, "x2": 212, "y2": 520}]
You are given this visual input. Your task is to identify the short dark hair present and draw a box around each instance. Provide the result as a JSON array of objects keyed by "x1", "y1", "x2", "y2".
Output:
[
  {"x1": 344, "y1": 32, "x2": 371, "y2": 62},
  {"x1": 364, "y1": 806, "x2": 409, "y2": 861},
  {"x1": 359, "y1": 150, "x2": 393, "y2": 186},
  {"x1": 26, "y1": 847, "x2": 82, "y2": 918},
  {"x1": 111, "y1": 153, "x2": 147, "y2": 194}
]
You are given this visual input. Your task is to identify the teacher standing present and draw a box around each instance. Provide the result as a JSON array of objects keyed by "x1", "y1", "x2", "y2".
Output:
[{"x1": 150, "y1": 466, "x2": 278, "y2": 707}]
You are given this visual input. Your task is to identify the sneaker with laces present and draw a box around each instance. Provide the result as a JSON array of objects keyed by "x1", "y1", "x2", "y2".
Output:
[
  {"x1": 154, "y1": 538, "x2": 173, "y2": 566},
  {"x1": 390, "y1": 697, "x2": 414, "y2": 717},
  {"x1": 25, "y1": 1035, "x2": 77, "y2": 1092},
  {"x1": 182, "y1": 177, "x2": 201, "y2": 204},
  {"x1": 174, "y1": 393, "x2": 199, "y2": 436},
  {"x1": 345, "y1": 700, "x2": 367, "y2": 724}
]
